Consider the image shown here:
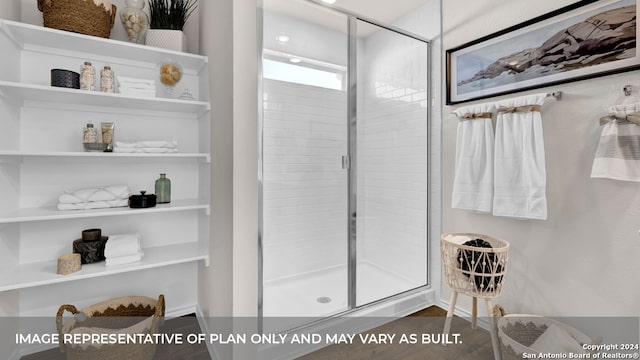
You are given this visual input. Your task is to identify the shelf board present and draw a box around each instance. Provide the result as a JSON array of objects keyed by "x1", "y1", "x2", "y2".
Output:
[
  {"x1": 0, "y1": 20, "x2": 207, "y2": 71},
  {"x1": 0, "y1": 80, "x2": 210, "y2": 115},
  {"x1": 0, "y1": 150, "x2": 210, "y2": 162},
  {"x1": 0, "y1": 242, "x2": 209, "y2": 292},
  {"x1": 0, "y1": 199, "x2": 210, "y2": 224}
]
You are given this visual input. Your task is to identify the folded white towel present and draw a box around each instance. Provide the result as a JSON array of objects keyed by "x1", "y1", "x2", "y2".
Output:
[
  {"x1": 118, "y1": 83, "x2": 155, "y2": 90},
  {"x1": 493, "y1": 93, "x2": 547, "y2": 220},
  {"x1": 104, "y1": 234, "x2": 141, "y2": 258},
  {"x1": 116, "y1": 76, "x2": 156, "y2": 86},
  {"x1": 118, "y1": 89, "x2": 156, "y2": 98},
  {"x1": 114, "y1": 141, "x2": 178, "y2": 149},
  {"x1": 118, "y1": 82, "x2": 156, "y2": 88},
  {"x1": 113, "y1": 147, "x2": 179, "y2": 153},
  {"x1": 452, "y1": 102, "x2": 495, "y2": 213},
  {"x1": 591, "y1": 103, "x2": 640, "y2": 182},
  {"x1": 105, "y1": 250, "x2": 144, "y2": 266},
  {"x1": 118, "y1": 86, "x2": 156, "y2": 94},
  {"x1": 58, "y1": 185, "x2": 131, "y2": 204},
  {"x1": 57, "y1": 199, "x2": 129, "y2": 211}
]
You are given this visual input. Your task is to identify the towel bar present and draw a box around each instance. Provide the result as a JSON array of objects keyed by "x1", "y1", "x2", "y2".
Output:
[{"x1": 546, "y1": 91, "x2": 562, "y2": 100}]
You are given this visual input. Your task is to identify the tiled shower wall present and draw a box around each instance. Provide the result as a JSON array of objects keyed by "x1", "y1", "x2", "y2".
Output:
[{"x1": 262, "y1": 79, "x2": 348, "y2": 283}]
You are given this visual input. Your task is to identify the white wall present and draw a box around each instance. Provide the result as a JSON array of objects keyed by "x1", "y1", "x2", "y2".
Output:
[
  {"x1": 199, "y1": 1, "x2": 258, "y2": 358},
  {"x1": 231, "y1": 0, "x2": 259, "y2": 320},
  {"x1": 0, "y1": 0, "x2": 19, "y2": 21},
  {"x1": 442, "y1": 0, "x2": 640, "y2": 316}
]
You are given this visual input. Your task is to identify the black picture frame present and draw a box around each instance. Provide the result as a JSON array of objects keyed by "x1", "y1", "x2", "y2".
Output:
[{"x1": 446, "y1": 0, "x2": 639, "y2": 105}]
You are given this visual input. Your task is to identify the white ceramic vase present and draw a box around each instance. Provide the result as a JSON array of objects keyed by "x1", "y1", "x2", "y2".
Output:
[{"x1": 145, "y1": 29, "x2": 187, "y2": 52}]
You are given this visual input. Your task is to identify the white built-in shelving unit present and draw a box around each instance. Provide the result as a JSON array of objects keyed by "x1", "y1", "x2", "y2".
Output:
[{"x1": 0, "y1": 20, "x2": 211, "y2": 321}]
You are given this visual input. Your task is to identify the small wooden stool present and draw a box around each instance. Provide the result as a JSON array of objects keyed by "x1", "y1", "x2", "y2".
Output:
[{"x1": 440, "y1": 233, "x2": 510, "y2": 360}]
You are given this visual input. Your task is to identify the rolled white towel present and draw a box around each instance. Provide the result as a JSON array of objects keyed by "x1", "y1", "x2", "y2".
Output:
[
  {"x1": 57, "y1": 199, "x2": 129, "y2": 211},
  {"x1": 105, "y1": 250, "x2": 144, "y2": 266},
  {"x1": 104, "y1": 234, "x2": 141, "y2": 259},
  {"x1": 58, "y1": 185, "x2": 131, "y2": 204}
]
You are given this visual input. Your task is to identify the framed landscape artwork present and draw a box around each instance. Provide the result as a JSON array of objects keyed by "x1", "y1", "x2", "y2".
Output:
[{"x1": 446, "y1": 0, "x2": 639, "y2": 104}]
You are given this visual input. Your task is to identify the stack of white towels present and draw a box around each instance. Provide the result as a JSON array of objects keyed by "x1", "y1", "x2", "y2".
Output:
[
  {"x1": 58, "y1": 185, "x2": 130, "y2": 210},
  {"x1": 104, "y1": 234, "x2": 144, "y2": 266},
  {"x1": 113, "y1": 140, "x2": 179, "y2": 153},
  {"x1": 117, "y1": 76, "x2": 156, "y2": 98}
]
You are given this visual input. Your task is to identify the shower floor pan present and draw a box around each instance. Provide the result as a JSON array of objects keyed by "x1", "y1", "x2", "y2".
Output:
[{"x1": 263, "y1": 261, "x2": 421, "y2": 318}]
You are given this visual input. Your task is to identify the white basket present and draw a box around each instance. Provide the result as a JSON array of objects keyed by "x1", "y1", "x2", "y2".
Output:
[{"x1": 441, "y1": 232, "x2": 509, "y2": 298}]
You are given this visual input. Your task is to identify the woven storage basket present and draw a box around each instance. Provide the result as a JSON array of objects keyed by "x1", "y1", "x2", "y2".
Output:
[
  {"x1": 496, "y1": 313, "x2": 594, "y2": 360},
  {"x1": 38, "y1": 0, "x2": 117, "y2": 38},
  {"x1": 441, "y1": 232, "x2": 509, "y2": 298},
  {"x1": 56, "y1": 294, "x2": 165, "y2": 360}
]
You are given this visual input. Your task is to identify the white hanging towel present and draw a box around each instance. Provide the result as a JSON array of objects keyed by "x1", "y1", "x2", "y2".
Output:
[
  {"x1": 591, "y1": 103, "x2": 640, "y2": 181},
  {"x1": 452, "y1": 102, "x2": 495, "y2": 213},
  {"x1": 493, "y1": 93, "x2": 547, "y2": 220}
]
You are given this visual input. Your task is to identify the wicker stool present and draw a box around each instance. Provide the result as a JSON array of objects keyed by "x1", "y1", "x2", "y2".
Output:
[{"x1": 441, "y1": 232, "x2": 510, "y2": 360}]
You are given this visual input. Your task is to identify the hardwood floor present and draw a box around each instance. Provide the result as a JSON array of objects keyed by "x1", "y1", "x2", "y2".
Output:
[
  {"x1": 21, "y1": 307, "x2": 496, "y2": 360},
  {"x1": 299, "y1": 307, "x2": 495, "y2": 360}
]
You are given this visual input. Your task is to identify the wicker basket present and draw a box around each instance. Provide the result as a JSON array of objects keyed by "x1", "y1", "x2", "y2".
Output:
[
  {"x1": 56, "y1": 294, "x2": 165, "y2": 360},
  {"x1": 496, "y1": 313, "x2": 594, "y2": 360},
  {"x1": 38, "y1": 0, "x2": 117, "y2": 38},
  {"x1": 441, "y1": 232, "x2": 509, "y2": 298}
]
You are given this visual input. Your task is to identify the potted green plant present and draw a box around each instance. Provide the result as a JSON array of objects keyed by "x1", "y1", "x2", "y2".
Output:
[{"x1": 145, "y1": 0, "x2": 197, "y2": 52}]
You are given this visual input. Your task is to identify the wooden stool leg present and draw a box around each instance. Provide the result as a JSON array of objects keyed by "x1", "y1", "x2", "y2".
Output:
[
  {"x1": 471, "y1": 296, "x2": 478, "y2": 329},
  {"x1": 485, "y1": 299, "x2": 502, "y2": 360},
  {"x1": 443, "y1": 290, "x2": 458, "y2": 340}
]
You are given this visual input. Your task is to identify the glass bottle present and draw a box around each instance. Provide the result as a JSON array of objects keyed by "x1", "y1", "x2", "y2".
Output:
[
  {"x1": 100, "y1": 66, "x2": 114, "y2": 93},
  {"x1": 155, "y1": 173, "x2": 171, "y2": 204},
  {"x1": 83, "y1": 122, "x2": 97, "y2": 143},
  {"x1": 80, "y1": 61, "x2": 95, "y2": 90},
  {"x1": 120, "y1": 0, "x2": 149, "y2": 45}
]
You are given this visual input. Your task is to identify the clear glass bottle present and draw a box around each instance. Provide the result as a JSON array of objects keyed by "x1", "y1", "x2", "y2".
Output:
[
  {"x1": 121, "y1": 0, "x2": 149, "y2": 44},
  {"x1": 83, "y1": 122, "x2": 97, "y2": 143},
  {"x1": 80, "y1": 61, "x2": 95, "y2": 91},
  {"x1": 100, "y1": 66, "x2": 114, "y2": 93},
  {"x1": 155, "y1": 173, "x2": 171, "y2": 204}
]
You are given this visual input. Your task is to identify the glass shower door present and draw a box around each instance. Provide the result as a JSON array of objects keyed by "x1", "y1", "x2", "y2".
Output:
[
  {"x1": 261, "y1": 0, "x2": 350, "y2": 322},
  {"x1": 355, "y1": 20, "x2": 429, "y2": 306}
]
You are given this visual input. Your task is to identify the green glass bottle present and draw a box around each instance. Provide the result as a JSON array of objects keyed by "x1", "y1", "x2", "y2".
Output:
[{"x1": 155, "y1": 173, "x2": 171, "y2": 204}]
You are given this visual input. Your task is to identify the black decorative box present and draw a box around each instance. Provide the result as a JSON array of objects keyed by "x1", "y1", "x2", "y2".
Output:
[
  {"x1": 51, "y1": 69, "x2": 80, "y2": 89},
  {"x1": 129, "y1": 191, "x2": 157, "y2": 208}
]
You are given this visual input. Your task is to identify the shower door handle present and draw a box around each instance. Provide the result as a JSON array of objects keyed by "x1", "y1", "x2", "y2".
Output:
[{"x1": 342, "y1": 155, "x2": 350, "y2": 170}]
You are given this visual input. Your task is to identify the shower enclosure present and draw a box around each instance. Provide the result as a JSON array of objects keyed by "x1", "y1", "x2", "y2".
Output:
[{"x1": 260, "y1": 0, "x2": 430, "y2": 330}]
